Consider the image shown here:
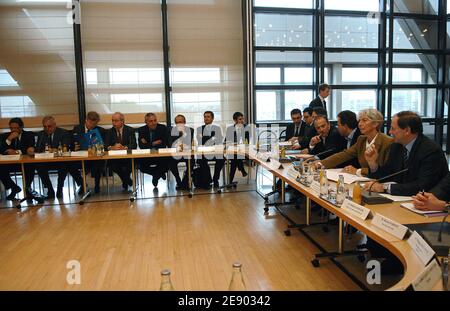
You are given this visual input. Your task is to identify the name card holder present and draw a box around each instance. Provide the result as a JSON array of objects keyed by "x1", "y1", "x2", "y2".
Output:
[
  {"x1": 35, "y1": 153, "x2": 54, "y2": 159},
  {"x1": 341, "y1": 199, "x2": 372, "y2": 220},
  {"x1": 108, "y1": 150, "x2": 127, "y2": 156},
  {"x1": 371, "y1": 213, "x2": 409, "y2": 240},
  {"x1": 407, "y1": 231, "x2": 436, "y2": 266},
  {"x1": 410, "y1": 259, "x2": 442, "y2": 291},
  {"x1": 197, "y1": 146, "x2": 216, "y2": 153},
  {"x1": 158, "y1": 148, "x2": 177, "y2": 154},
  {"x1": 267, "y1": 159, "x2": 283, "y2": 171},
  {"x1": 70, "y1": 151, "x2": 89, "y2": 158},
  {"x1": 132, "y1": 149, "x2": 151, "y2": 155},
  {"x1": 0, "y1": 155, "x2": 21, "y2": 161},
  {"x1": 310, "y1": 181, "x2": 321, "y2": 195},
  {"x1": 287, "y1": 167, "x2": 300, "y2": 180}
]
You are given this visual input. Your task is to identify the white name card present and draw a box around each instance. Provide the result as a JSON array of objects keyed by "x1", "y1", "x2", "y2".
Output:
[
  {"x1": 310, "y1": 181, "x2": 321, "y2": 194},
  {"x1": 371, "y1": 214, "x2": 409, "y2": 240},
  {"x1": 158, "y1": 148, "x2": 177, "y2": 154},
  {"x1": 257, "y1": 152, "x2": 270, "y2": 162},
  {"x1": 279, "y1": 141, "x2": 292, "y2": 147},
  {"x1": 287, "y1": 167, "x2": 299, "y2": 180},
  {"x1": 341, "y1": 199, "x2": 371, "y2": 220},
  {"x1": 248, "y1": 147, "x2": 257, "y2": 157},
  {"x1": 0, "y1": 155, "x2": 20, "y2": 161},
  {"x1": 407, "y1": 231, "x2": 436, "y2": 266},
  {"x1": 214, "y1": 145, "x2": 225, "y2": 152},
  {"x1": 35, "y1": 153, "x2": 54, "y2": 159},
  {"x1": 267, "y1": 159, "x2": 282, "y2": 171},
  {"x1": 70, "y1": 151, "x2": 88, "y2": 157},
  {"x1": 197, "y1": 146, "x2": 216, "y2": 152},
  {"x1": 132, "y1": 149, "x2": 151, "y2": 155},
  {"x1": 411, "y1": 259, "x2": 442, "y2": 291},
  {"x1": 108, "y1": 150, "x2": 127, "y2": 156}
]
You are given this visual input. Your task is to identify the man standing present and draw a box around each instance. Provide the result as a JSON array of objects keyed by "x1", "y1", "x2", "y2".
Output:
[
  {"x1": 0, "y1": 118, "x2": 37, "y2": 200},
  {"x1": 105, "y1": 112, "x2": 137, "y2": 191},
  {"x1": 138, "y1": 113, "x2": 169, "y2": 188},
  {"x1": 169, "y1": 114, "x2": 194, "y2": 190},
  {"x1": 309, "y1": 83, "x2": 330, "y2": 113},
  {"x1": 35, "y1": 116, "x2": 72, "y2": 199},
  {"x1": 196, "y1": 111, "x2": 224, "y2": 188}
]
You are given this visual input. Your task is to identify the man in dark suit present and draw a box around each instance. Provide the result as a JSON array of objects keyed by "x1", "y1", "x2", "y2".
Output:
[
  {"x1": 71, "y1": 111, "x2": 106, "y2": 193},
  {"x1": 105, "y1": 112, "x2": 137, "y2": 191},
  {"x1": 225, "y1": 112, "x2": 250, "y2": 183},
  {"x1": 307, "y1": 115, "x2": 344, "y2": 160},
  {"x1": 285, "y1": 108, "x2": 306, "y2": 143},
  {"x1": 309, "y1": 83, "x2": 330, "y2": 113},
  {"x1": 365, "y1": 111, "x2": 448, "y2": 196},
  {"x1": 169, "y1": 114, "x2": 194, "y2": 190},
  {"x1": 35, "y1": 116, "x2": 72, "y2": 199},
  {"x1": 196, "y1": 111, "x2": 224, "y2": 188},
  {"x1": 364, "y1": 111, "x2": 449, "y2": 275},
  {"x1": 0, "y1": 118, "x2": 37, "y2": 200},
  {"x1": 138, "y1": 113, "x2": 169, "y2": 188},
  {"x1": 336, "y1": 110, "x2": 361, "y2": 169},
  {"x1": 298, "y1": 107, "x2": 325, "y2": 151}
]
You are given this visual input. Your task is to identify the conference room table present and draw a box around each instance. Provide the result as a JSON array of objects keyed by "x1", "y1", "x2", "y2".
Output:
[{"x1": 0, "y1": 145, "x2": 447, "y2": 290}]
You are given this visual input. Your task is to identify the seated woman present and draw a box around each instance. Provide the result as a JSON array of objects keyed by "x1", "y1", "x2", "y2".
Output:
[{"x1": 317, "y1": 108, "x2": 393, "y2": 176}]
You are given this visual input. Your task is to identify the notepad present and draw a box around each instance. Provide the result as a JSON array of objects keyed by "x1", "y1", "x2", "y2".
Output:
[
  {"x1": 379, "y1": 193, "x2": 412, "y2": 202},
  {"x1": 158, "y1": 148, "x2": 177, "y2": 154},
  {"x1": 326, "y1": 169, "x2": 371, "y2": 184},
  {"x1": 0, "y1": 155, "x2": 20, "y2": 161},
  {"x1": 108, "y1": 150, "x2": 127, "y2": 156},
  {"x1": 400, "y1": 202, "x2": 446, "y2": 216}
]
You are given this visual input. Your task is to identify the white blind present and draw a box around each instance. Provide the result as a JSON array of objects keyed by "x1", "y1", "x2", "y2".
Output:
[
  {"x1": 81, "y1": 0, "x2": 165, "y2": 117},
  {"x1": 167, "y1": 0, "x2": 245, "y2": 127}
]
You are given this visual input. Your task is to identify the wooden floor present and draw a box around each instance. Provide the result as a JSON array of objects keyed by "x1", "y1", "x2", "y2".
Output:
[{"x1": 0, "y1": 190, "x2": 359, "y2": 290}]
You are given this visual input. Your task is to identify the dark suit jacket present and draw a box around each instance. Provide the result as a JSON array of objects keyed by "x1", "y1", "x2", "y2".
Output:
[
  {"x1": 0, "y1": 130, "x2": 35, "y2": 155},
  {"x1": 105, "y1": 125, "x2": 137, "y2": 150},
  {"x1": 339, "y1": 128, "x2": 362, "y2": 168},
  {"x1": 196, "y1": 124, "x2": 223, "y2": 146},
  {"x1": 431, "y1": 172, "x2": 450, "y2": 201},
  {"x1": 285, "y1": 121, "x2": 306, "y2": 141},
  {"x1": 36, "y1": 127, "x2": 71, "y2": 153},
  {"x1": 72, "y1": 124, "x2": 106, "y2": 150},
  {"x1": 225, "y1": 124, "x2": 251, "y2": 144},
  {"x1": 138, "y1": 123, "x2": 168, "y2": 150},
  {"x1": 369, "y1": 134, "x2": 449, "y2": 196},
  {"x1": 169, "y1": 126, "x2": 194, "y2": 148},
  {"x1": 309, "y1": 96, "x2": 327, "y2": 112},
  {"x1": 309, "y1": 126, "x2": 344, "y2": 160},
  {"x1": 299, "y1": 123, "x2": 317, "y2": 149}
]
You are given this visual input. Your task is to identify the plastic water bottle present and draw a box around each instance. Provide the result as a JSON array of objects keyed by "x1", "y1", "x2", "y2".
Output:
[{"x1": 319, "y1": 168, "x2": 328, "y2": 198}]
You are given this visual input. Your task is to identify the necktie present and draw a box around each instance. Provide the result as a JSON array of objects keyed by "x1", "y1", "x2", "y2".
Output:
[
  {"x1": 323, "y1": 100, "x2": 326, "y2": 110},
  {"x1": 403, "y1": 147, "x2": 409, "y2": 168},
  {"x1": 294, "y1": 126, "x2": 298, "y2": 137},
  {"x1": 117, "y1": 129, "x2": 122, "y2": 144}
]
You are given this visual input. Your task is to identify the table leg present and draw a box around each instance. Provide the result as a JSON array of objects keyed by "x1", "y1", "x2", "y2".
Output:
[
  {"x1": 79, "y1": 160, "x2": 91, "y2": 205},
  {"x1": 20, "y1": 163, "x2": 26, "y2": 194},
  {"x1": 188, "y1": 157, "x2": 193, "y2": 198},
  {"x1": 281, "y1": 180, "x2": 285, "y2": 204},
  {"x1": 306, "y1": 197, "x2": 311, "y2": 226},
  {"x1": 130, "y1": 158, "x2": 137, "y2": 202},
  {"x1": 338, "y1": 218, "x2": 344, "y2": 254}
]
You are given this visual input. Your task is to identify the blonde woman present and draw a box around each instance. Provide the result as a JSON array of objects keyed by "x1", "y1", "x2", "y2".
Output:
[{"x1": 318, "y1": 108, "x2": 393, "y2": 176}]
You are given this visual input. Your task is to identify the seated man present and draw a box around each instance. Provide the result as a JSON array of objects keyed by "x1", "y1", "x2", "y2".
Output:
[
  {"x1": 285, "y1": 108, "x2": 306, "y2": 146},
  {"x1": 196, "y1": 111, "x2": 224, "y2": 188},
  {"x1": 169, "y1": 114, "x2": 194, "y2": 190},
  {"x1": 297, "y1": 107, "x2": 324, "y2": 151},
  {"x1": 0, "y1": 118, "x2": 37, "y2": 200},
  {"x1": 412, "y1": 172, "x2": 450, "y2": 211},
  {"x1": 225, "y1": 112, "x2": 250, "y2": 183},
  {"x1": 71, "y1": 111, "x2": 106, "y2": 194},
  {"x1": 306, "y1": 114, "x2": 344, "y2": 160},
  {"x1": 364, "y1": 111, "x2": 448, "y2": 275},
  {"x1": 317, "y1": 109, "x2": 392, "y2": 176},
  {"x1": 105, "y1": 112, "x2": 137, "y2": 191},
  {"x1": 138, "y1": 113, "x2": 169, "y2": 188},
  {"x1": 365, "y1": 111, "x2": 448, "y2": 196},
  {"x1": 35, "y1": 116, "x2": 72, "y2": 199}
]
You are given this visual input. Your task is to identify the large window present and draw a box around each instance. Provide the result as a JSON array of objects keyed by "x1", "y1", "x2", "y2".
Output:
[
  {"x1": 81, "y1": 0, "x2": 165, "y2": 120},
  {"x1": 168, "y1": 0, "x2": 244, "y2": 126},
  {"x1": 0, "y1": 2, "x2": 77, "y2": 120}
]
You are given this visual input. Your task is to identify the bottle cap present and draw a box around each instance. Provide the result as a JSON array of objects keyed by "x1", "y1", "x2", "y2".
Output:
[{"x1": 161, "y1": 269, "x2": 171, "y2": 276}]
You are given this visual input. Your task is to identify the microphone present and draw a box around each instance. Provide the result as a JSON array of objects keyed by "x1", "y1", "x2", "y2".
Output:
[
  {"x1": 438, "y1": 212, "x2": 448, "y2": 243},
  {"x1": 300, "y1": 147, "x2": 336, "y2": 163},
  {"x1": 362, "y1": 168, "x2": 409, "y2": 205}
]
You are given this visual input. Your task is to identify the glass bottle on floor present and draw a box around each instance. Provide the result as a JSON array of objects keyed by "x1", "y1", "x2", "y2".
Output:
[
  {"x1": 159, "y1": 269, "x2": 174, "y2": 291},
  {"x1": 228, "y1": 262, "x2": 246, "y2": 291}
]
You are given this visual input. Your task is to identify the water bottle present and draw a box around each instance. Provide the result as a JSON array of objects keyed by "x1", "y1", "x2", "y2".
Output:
[
  {"x1": 159, "y1": 269, "x2": 174, "y2": 291},
  {"x1": 319, "y1": 167, "x2": 328, "y2": 198},
  {"x1": 336, "y1": 174, "x2": 346, "y2": 206},
  {"x1": 44, "y1": 143, "x2": 50, "y2": 154},
  {"x1": 228, "y1": 262, "x2": 246, "y2": 291}
]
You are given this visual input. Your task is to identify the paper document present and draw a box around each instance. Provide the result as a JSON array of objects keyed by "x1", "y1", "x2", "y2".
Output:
[
  {"x1": 379, "y1": 193, "x2": 412, "y2": 202},
  {"x1": 400, "y1": 202, "x2": 445, "y2": 216},
  {"x1": 326, "y1": 169, "x2": 371, "y2": 184}
]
